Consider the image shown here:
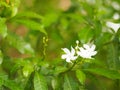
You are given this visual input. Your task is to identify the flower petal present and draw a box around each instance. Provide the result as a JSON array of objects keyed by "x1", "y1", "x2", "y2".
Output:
[
  {"x1": 79, "y1": 47, "x2": 85, "y2": 52},
  {"x1": 77, "y1": 43, "x2": 97, "y2": 59},
  {"x1": 61, "y1": 54, "x2": 67, "y2": 59},
  {"x1": 62, "y1": 48, "x2": 70, "y2": 54},
  {"x1": 66, "y1": 58, "x2": 71, "y2": 62},
  {"x1": 90, "y1": 44, "x2": 96, "y2": 51},
  {"x1": 91, "y1": 51, "x2": 97, "y2": 56},
  {"x1": 71, "y1": 46, "x2": 75, "y2": 55},
  {"x1": 83, "y1": 44, "x2": 90, "y2": 50},
  {"x1": 72, "y1": 56, "x2": 78, "y2": 60}
]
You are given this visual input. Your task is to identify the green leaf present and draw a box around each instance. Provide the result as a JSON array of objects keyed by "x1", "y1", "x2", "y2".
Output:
[
  {"x1": 12, "y1": 0, "x2": 20, "y2": 7},
  {"x1": 0, "y1": 1, "x2": 10, "y2": 7},
  {"x1": 76, "y1": 70, "x2": 86, "y2": 85},
  {"x1": 11, "y1": 6, "x2": 18, "y2": 17},
  {"x1": 0, "y1": 73, "x2": 8, "y2": 86},
  {"x1": 78, "y1": 28, "x2": 94, "y2": 43},
  {"x1": 24, "y1": 72, "x2": 34, "y2": 90},
  {"x1": 96, "y1": 32, "x2": 112, "y2": 47},
  {"x1": 14, "y1": 19, "x2": 47, "y2": 35},
  {"x1": 34, "y1": 72, "x2": 48, "y2": 90},
  {"x1": 51, "y1": 77, "x2": 62, "y2": 90},
  {"x1": 63, "y1": 74, "x2": 79, "y2": 90},
  {"x1": 86, "y1": 73, "x2": 107, "y2": 90},
  {"x1": 14, "y1": 11, "x2": 43, "y2": 20},
  {"x1": 7, "y1": 33, "x2": 34, "y2": 54},
  {"x1": 94, "y1": 20, "x2": 102, "y2": 36},
  {"x1": 107, "y1": 36, "x2": 120, "y2": 70},
  {"x1": 66, "y1": 13, "x2": 85, "y2": 23},
  {"x1": 84, "y1": 68, "x2": 120, "y2": 79},
  {"x1": 4, "y1": 80, "x2": 22, "y2": 90},
  {"x1": 22, "y1": 64, "x2": 34, "y2": 77},
  {"x1": 43, "y1": 13, "x2": 59, "y2": 27},
  {"x1": 0, "y1": 50, "x2": 3, "y2": 65},
  {"x1": 54, "y1": 66, "x2": 67, "y2": 75},
  {"x1": 0, "y1": 73, "x2": 21, "y2": 90},
  {"x1": 0, "y1": 18, "x2": 7, "y2": 38}
]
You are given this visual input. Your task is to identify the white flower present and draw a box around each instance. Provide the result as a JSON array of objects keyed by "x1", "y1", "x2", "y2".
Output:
[
  {"x1": 77, "y1": 44, "x2": 97, "y2": 59},
  {"x1": 61, "y1": 47, "x2": 78, "y2": 62},
  {"x1": 106, "y1": 21, "x2": 120, "y2": 33},
  {"x1": 113, "y1": 13, "x2": 120, "y2": 20}
]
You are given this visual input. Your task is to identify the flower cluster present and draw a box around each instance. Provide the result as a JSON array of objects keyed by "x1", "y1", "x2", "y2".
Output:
[{"x1": 61, "y1": 40, "x2": 97, "y2": 63}]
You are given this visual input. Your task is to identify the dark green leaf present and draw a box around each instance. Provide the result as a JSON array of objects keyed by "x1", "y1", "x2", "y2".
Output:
[
  {"x1": 96, "y1": 32, "x2": 112, "y2": 47},
  {"x1": 107, "y1": 36, "x2": 120, "y2": 70},
  {"x1": 94, "y1": 20, "x2": 102, "y2": 36},
  {"x1": 66, "y1": 13, "x2": 85, "y2": 23},
  {"x1": 54, "y1": 66, "x2": 67, "y2": 75},
  {"x1": 84, "y1": 68, "x2": 120, "y2": 79},
  {"x1": 0, "y1": 50, "x2": 3, "y2": 65},
  {"x1": 63, "y1": 74, "x2": 79, "y2": 90},
  {"x1": 51, "y1": 77, "x2": 63, "y2": 90}
]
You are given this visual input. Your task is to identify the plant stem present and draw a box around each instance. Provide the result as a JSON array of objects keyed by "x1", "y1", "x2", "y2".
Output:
[{"x1": 60, "y1": 60, "x2": 78, "y2": 75}]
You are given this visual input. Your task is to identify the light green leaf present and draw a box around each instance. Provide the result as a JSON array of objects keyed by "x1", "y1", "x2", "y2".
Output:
[
  {"x1": 78, "y1": 28, "x2": 94, "y2": 43},
  {"x1": 14, "y1": 11, "x2": 43, "y2": 20},
  {"x1": 12, "y1": 0, "x2": 20, "y2": 7},
  {"x1": 0, "y1": 18, "x2": 7, "y2": 38},
  {"x1": 14, "y1": 19, "x2": 47, "y2": 35},
  {"x1": 11, "y1": 6, "x2": 18, "y2": 17},
  {"x1": 34, "y1": 72, "x2": 48, "y2": 90},
  {"x1": 22, "y1": 64, "x2": 34, "y2": 77},
  {"x1": 84, "y1": 68, "x2": 120, "y2": 79},
  {"x1": 76, "y1": 70, "x2": 86, "y2": 85},
  {"x1": 7, "y1": 33, "x2": 34, "y2": 54},
  {"x1": 0, "y1": 73, "x2": 22, "y2": 90},
  {"x1": 4, "y1": 80, "x2": 22, "y2": 90},
  {"x1": 0, "y1": 1, "x2": 10, "y2": 7},
  {"x1": 43, "y1": 13, "x2": 59, "y2": 27},
  {"x1": 0, "y1": 73, "x2": 8, "y2": 86}
]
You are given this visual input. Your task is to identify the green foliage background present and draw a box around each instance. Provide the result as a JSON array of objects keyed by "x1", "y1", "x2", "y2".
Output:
[{"x1": 0, "y1": 0, "x2": 120, "y2": 90}]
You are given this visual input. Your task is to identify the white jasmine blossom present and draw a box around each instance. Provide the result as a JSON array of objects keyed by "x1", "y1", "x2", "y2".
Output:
[
  {"x1": 61, "y1": 40, "x2": 97, "y2": 62},
  {"x1": 77, "y1": 44, "x2": 97, "y2": 59},
  {"x1": 113, "y1": 13, "x2": 120, "y2": 20},
  {"x1": 61, "y1": 47, "x2": 78, "y2": 62},
  {"x1": 106, "y1": 21, "x2": 120, "y2": 33}
]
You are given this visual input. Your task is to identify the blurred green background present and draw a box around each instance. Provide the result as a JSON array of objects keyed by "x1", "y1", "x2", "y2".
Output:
[{"x1": 0, "y1": 0, "x2": 120, "y2": 90}]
